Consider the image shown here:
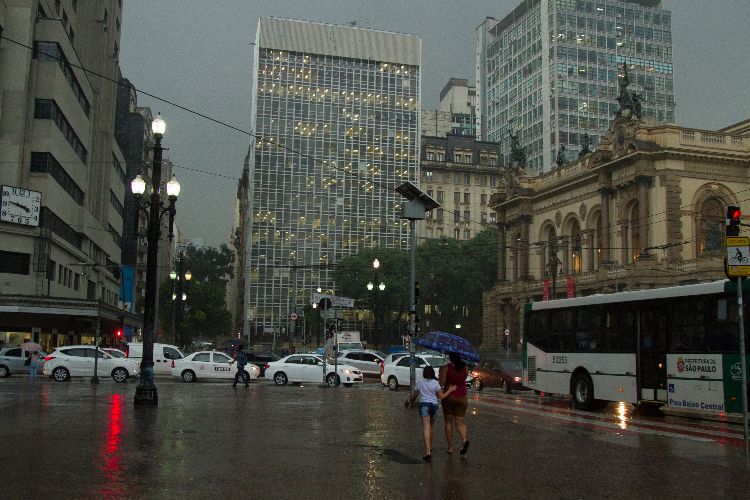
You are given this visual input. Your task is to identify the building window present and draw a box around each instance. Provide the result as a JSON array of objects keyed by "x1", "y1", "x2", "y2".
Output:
[
  {"x1": 426, "y1": 189, "x2": 433, "y2": 198},
  {"x1": 0, "y1": 251, "x2": 30, "y2": 275},
  {"x1": 454, "y1": 211, "x2": 461, "y2": 223},
  {"x1": 33, "y1": 43, "x2": 91, "y2": 116},
  {"x1": 112, "y1": 154, "x2": 125, "y2": 183},
  {"x1": 463, "y1": 192, "x2": 470, "y2": 204},
  {"x1": 30, "y1": 152, "x2": 84, "y2": 205},
  {"x1": 481, "y1": 212, "x2": 487, "y2": 223},
  {"x1": 436, "y1": 190, "x2": 443, "y2": 202},
  {"x1": 454, "y1": 228, "x2": 461, "y2": 239},
  {"x1": 41, "y1": 207, "x2": 81, "y2": 249},
  {"x1": 425, "y1": 170, "x2": 433, "y2": 178},
  {"x1": 108, "y1": 224, "x2": 122, "y2": 248},
  {"x1": 426, "y1": 150, "x2": 434, "y2": 161},
  {"x1": 454, "y1": 191, "x2": 460, "y2": 203},
  {"x1": 435, "y1": 150, "x2": 445, "y2": 161},
  {"x1": 48, "y1": 260, "x2": 56, "y2": 281},
  {"x1": 34, "y1": 99, "x2": 87, "y2": 162},
  {"x1": 698, "y1": 197, "x2": 724, "y2": 254},
  {"x1": 110, "y1": 190, "x2": 124, "y2": 218},
  {"x1": 463, "y1": 210, "x2": 470, "y2": 222},
  {"x1": 464, "y1": 174, "x2": 471, "y2": 185},
  {"x1": 464, "y1": 229, "x2": 471, "y2": 240},
  {"x1": 436, "y1": 209, "x2": 444, "y2": 222},
  {"x1": 490, "y1": 212, "x2": 497, "y2": 223},
  {"x1": 481, "y1": 194, "x2": 487, "y2": 205}
]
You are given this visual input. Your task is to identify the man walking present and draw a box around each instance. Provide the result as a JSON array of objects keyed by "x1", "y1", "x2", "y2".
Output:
[{"x1": 230, "y1": 345, "x2": 249, "y2": 387}]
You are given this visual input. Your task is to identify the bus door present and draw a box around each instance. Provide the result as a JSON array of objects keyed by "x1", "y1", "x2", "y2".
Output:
[{"x1": 638, "y1": 308, "x2": 668, "y2": 402}]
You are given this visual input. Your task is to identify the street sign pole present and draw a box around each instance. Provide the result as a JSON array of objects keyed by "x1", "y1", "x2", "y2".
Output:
[
  {"x1": 737, "y1": 276, "x2": 749, "y2": 457},
  {"x1": 725, "y1": 235, "x2": 750, "y2": 456}
]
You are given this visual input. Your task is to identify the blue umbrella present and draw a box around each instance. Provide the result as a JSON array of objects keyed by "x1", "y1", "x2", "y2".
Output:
[{"x1": 415, "y1": 331, "x2": 480, "y2": 363}]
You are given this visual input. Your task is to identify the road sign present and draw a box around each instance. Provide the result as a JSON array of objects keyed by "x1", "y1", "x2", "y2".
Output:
[
  {"x1": 726, "y1": 236, "x2": 750, "y2": 277},
  {"x1": 311, "y1": 293, "x2": 355, "y2": 308},
  {"x1": 289, "y1": 313, "x2": 298, "y2": 321}
]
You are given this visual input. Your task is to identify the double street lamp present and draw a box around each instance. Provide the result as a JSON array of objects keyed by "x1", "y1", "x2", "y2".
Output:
[
  {"x1": 170, "y1": 256, "x2": 192, "y2": 347},
  {"x1": 366, "y1": 259, "x2": 385, "y2": 344},
  {"x1": 131, "y1": 114, "x2": 180, "y2": 406}
]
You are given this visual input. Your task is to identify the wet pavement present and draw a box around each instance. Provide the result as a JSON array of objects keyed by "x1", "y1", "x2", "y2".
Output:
[{"x1": 1, "y1": 376, "x2": 750, "y2": 499}]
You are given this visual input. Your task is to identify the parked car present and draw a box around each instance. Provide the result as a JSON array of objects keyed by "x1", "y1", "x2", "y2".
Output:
[
  {"x1": 127, "y1": 342, "x2": 184, "y2": 376},
  {"x1": 469, "y1": 358, "x2": 524, "y2": 392},
  {"x1": 43, "y1": 346, "x2": 140, "y2": 382},
  {"x1": 381, "y1": 354, "x2": 447, "y2": 390},
  {"x1": 103, "y1": 348, "x2": 126, "y2": 358},
  {"x1": 264, "y1": 354, "x2": 363, "y2": 387},
  {"x1": 0, "y1": 347, "x2": 48, "y2": 377},
  {"x1": 171, "y1": 351, "x2": 260, "y2": 383},
  {"x1": 246, "y1": 352, "x2": 280, "y2": 377},
  {"x1": 337, "y1": 349, "x2": 384, "y2": 376}
]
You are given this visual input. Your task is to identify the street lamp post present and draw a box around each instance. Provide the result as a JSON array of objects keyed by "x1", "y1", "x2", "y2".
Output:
[
  {"x1": 366, "y1": 258, "x2": 385, "y2": 347},
  {"x1": 132, "y1": 114, "x2": 180, "y2": 406},
  {"x1": 170, "y1": 250, "x2": 191, "y2": 347}
]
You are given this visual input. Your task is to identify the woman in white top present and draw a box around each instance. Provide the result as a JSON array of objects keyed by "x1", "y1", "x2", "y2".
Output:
[{"x1": 409, "y1": 365, "x2": 456, "y2": 461}]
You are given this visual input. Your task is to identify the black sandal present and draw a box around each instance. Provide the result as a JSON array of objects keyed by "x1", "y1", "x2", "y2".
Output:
[
  {"x1": 460, "y1": 441, "x2": 470, "y2": 455},
  {"x1": 423, "y1": 454, "x2": 431, "y2": 462}
]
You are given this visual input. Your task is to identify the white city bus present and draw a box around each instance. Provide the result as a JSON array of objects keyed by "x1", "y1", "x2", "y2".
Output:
[{"x1": 523, "y1": 279, "x2": 749, "y2": 413}]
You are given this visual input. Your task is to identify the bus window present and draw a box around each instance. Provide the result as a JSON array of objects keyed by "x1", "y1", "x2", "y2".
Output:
[
  {"x1": 549, "y1": 309, "x2": 574, "y2": 352},
  {"x1": 669, "y1": 299, "x2": 706, "y2": 352},
  {"x1": 574, "y1": 306, "x2": 602, "y2": 351},
  {"x1": 603, "y1": 302, "x2": 635, "y2": 352},
  {"x1": 708, "y1": 298, "x2": 739, "y2": 352},
  {"x1": 526, "y1": 310, "x2": 549, "y2": 350}
]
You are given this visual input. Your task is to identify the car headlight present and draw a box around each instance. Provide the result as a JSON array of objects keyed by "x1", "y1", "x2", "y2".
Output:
[
  {"x1": 342, "y1": 369, "x2": 351, "y2": 374},
  {"x1": 514, "y1": 376, "x2": 522, "y2": 382}
]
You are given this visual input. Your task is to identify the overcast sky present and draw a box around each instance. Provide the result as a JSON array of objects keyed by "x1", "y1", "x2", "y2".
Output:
[{"x1": 119, "y1": 0, "x2": 750, "y2": 248}]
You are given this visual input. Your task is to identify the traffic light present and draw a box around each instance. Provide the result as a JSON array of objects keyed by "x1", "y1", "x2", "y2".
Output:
[
  {"x1": 115, "y1": 329, "x2": 123, "y2": 339},
  {"x1": 726, "y1": 206, "x2": 742, "y2": 236}
]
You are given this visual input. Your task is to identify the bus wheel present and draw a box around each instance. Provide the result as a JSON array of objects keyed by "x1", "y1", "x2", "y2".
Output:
[{"x1": 571, "y1": 372, "x2": 594, "y2": 411}]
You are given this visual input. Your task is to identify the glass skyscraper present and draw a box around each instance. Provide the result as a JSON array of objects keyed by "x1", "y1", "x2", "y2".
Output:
[
  {"x1": 246, "y1": 18, "x2": 421, "y2": 342},
  {"x1": 477, "y1": 0, "x2": 675, "y2": 173}
]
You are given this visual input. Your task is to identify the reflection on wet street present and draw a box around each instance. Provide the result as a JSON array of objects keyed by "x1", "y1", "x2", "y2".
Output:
[{"x1": 0, "y1": 377, "x2": 749, "y2": 499}]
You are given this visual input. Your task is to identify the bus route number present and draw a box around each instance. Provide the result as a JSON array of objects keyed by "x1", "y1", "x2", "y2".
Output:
[{"x1": 552, "y1": 355, "x2": 568, "y2": 364}]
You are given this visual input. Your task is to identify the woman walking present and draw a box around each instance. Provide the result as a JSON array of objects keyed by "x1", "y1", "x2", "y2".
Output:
[
  {"x1": 439, "y1": 352, "x2": 470, "y2": 455},
  {"x1": 28, "y1": 350, "x2": 39, "y2": 381},
  {"x1": 409, "y1": 366, "x2": 456, "y2": 461}
]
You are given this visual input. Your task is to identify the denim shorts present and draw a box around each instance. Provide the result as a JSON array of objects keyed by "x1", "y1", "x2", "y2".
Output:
[{"x1": 419, "y1": 402, "x2": 439, "y2": 418}]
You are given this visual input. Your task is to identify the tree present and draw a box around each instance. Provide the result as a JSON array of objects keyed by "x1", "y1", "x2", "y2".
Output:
[{"x1": 158, "y1": 244, "x2": 236, "y2": 347}]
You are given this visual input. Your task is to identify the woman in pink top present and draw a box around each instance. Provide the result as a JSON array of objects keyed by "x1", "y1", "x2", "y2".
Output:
[{"x1": 439, "y1": 352, "x2": 470, "y2": 455}]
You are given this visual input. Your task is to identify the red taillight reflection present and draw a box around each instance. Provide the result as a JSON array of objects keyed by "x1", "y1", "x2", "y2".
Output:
[
  {"x1": 44, "y1": 355, "x2": 55, "y2": 361},
  {"x1": 171, "y1": 360, "x2": 175, "y2": 368},
  {"x1": 263, "y1": 363, "x2": 270, "y2": 371}
]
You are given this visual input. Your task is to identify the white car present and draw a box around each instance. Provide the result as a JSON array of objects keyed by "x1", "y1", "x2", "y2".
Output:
[
  {"x1": 381, "y1": 354, "x2": 447, "y2": 390},
  {"x1": 171, "y1": 351, "x2": 260, "y2": 383},
  {"x1": 264, "y1": 354, "x2": 363, "y2": 387},
  {"x1": 43, "y1": 345, "x2": 140, "y2": 382},
  {"x1": 337, "y1": 349, "x2": 384, "y2": 376}
]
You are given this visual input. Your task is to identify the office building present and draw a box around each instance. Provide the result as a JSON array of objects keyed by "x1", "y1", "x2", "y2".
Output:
[
  {"x1": 245, "y1": 18, "x2": 421, "y2": 343},
  {"x1": 0, "y1": 1, "x2": 134, "y2": 348},
  {"x1": 476, "y1": 0, "x2": 675, "y2": 173}
]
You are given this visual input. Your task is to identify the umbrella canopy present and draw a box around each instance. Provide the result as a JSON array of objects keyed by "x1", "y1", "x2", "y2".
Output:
[
  {"x1": 19, "y1": 341, "x2": 42, "y2": 352},
  {"x1": 415, "y1": 331, "x2": 480, "y2": 363}
]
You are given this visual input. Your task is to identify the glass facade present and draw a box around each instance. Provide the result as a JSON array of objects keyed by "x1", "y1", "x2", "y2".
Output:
[
  {"x1": 248, "y1": 43, "x2": 420, "y2": 340},
  {"x1": 480, "y1": 0, "x2": 675, "y2": 173}
]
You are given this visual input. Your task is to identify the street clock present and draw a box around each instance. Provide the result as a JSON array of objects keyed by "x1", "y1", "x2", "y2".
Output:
[{"x1": 1, "y1": 185, "x2": 41, "y2": 226}]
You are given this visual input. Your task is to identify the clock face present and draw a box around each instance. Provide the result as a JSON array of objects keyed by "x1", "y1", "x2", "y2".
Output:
[{"x1": 1, "y1": 185, "x2": 42, "y2": 226}]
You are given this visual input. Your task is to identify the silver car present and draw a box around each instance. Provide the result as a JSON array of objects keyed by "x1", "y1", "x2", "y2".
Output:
[
  {"x1": 336, "y1": 349, "x2": 384, "y2": 376},
  {"x1": 0, "y1": 347, "x2": 47, "y2": 377}
]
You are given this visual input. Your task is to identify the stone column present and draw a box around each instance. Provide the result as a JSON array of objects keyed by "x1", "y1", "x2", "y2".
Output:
[
  {"x1": 519, "y1": 215, "x2": 531, "y2": 279},
  {"x1": 497, "y1": 221, "x2": 507, "y2": 282},
  {"x1": 598, "y1": 187, "x2": 615, "y2": 264},
  {"x1": 561, "y1": 236, "x2": 570, "y2": 276},
  {"x1": 619, "y1": 221, "x2": 629, "y2": 265},
  {"x1": 635, "y1": 175, "x2": 652, "y2": 258}
]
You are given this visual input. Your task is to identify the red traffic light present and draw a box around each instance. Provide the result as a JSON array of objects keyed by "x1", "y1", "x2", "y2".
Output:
[
  {"x1": 726, "y1": 205, "x2": 742, "y2": 236},
  {"x1": 115, "y1": 329, "x2": 123, "y2": 338},
  {"x1": 731, "y1": 209, "x2": 741, "y2": 220}
]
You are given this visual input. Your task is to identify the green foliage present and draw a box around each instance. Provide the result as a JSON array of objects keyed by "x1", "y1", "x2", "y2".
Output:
[
  {"x1": 158, "y1": 244, "x2": 236, "y2": 347},
  {"x1": 333, "y1": 227, "x2": 498, "y2": 348}
]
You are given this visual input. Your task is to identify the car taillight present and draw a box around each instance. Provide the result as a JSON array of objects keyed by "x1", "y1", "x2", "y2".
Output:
[
  {"x1": 380, "y1": 362, "x2": 384, "y2": 374},
  {"x1": 263, "y1": 363, "x2": 270, "y2": 371},
  {"x1": 171, "y1": 360, "x2": 175, "y2": 368},
  {"x1": 44, "y1": 355, "x2": 55, "y2": 361}
]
